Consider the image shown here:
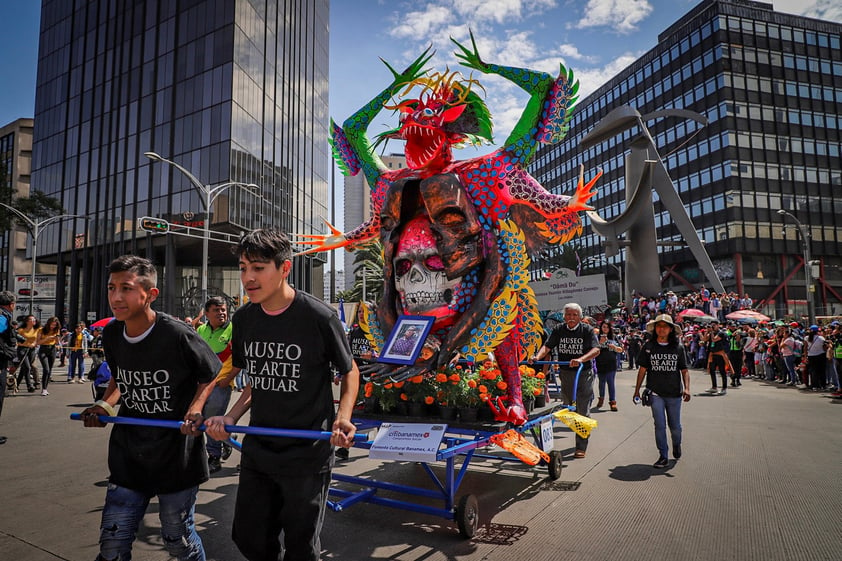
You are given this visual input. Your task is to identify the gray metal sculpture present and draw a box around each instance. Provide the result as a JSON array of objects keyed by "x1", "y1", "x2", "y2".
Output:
[{"x1": 581, "y1": 105, "x2": 725, "y2": 301}]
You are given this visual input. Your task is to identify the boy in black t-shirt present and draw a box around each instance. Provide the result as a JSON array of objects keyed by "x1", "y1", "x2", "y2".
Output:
[
  {"x1": 531, "y1": 302, "x2": 600, "y2": 458},
  {"x1": 80, "y1": 255, "x2": 220, "y2": 561},
  {"x1": 204, "y1": 229, "x2": 359, "y2": 561}
]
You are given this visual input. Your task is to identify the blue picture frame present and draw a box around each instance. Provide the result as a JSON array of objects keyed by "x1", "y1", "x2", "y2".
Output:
[{"x1": 377, "y1": 315, "x2": 435, "y2": 365}]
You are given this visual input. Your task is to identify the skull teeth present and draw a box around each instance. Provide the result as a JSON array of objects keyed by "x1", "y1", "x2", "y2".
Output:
[{"x1": 407, "y1": 291, "x2": 450, "y2": 306}]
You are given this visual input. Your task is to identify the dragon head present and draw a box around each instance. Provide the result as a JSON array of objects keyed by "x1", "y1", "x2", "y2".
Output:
[{"x1": 378, "y1": 70, "x2": 493, "y2": 172}]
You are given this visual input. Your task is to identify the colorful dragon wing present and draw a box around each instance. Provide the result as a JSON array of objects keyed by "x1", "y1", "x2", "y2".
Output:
[
  {"x1": 459, "y1": 220, "x2": 542, "y2": 361},
  {"x1": 329, "y1": 118, "x2": 362, "y2": 177}
]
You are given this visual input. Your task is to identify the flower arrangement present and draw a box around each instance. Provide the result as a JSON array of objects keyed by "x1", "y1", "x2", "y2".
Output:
[
  {"x1": 475, "y1": 360, "x2": 508, "y2": 406},
  {"x1": 519, "y1": 364, "x2": 546, "y2": 399},
  {"x1": 401, "y1": 374, "x2": 437, "y2": 406}
]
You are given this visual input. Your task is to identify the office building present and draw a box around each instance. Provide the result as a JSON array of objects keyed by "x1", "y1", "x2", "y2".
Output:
[
  {"x1": 531, "y1": 0, "x2": 842, "y2": 317},
  {"x1": 30, "y1": 0, "x2": 329, "y2": 322},
  {"x1": 342, "y1": 153, "x2": 405, "y2": 292}
]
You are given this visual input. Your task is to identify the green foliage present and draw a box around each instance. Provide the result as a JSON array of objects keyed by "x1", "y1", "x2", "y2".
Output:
[
  {"x1": 342, "y1": 239, "x2": 385, "y2": 304},
  {"x1": 0, "y1": 182, "x2": 66, "y2": 232}
]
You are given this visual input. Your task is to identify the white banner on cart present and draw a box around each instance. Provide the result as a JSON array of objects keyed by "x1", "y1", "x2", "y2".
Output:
[{"x1": 369, "y1": 422, "x2": 447, "y2": 463}]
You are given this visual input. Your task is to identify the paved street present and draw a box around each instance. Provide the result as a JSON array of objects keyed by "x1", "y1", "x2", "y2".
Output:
[{"x1": 1, "y1": 369, "x2": 840, "y2": 561}]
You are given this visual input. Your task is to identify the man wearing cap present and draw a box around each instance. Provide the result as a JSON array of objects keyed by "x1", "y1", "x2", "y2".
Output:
[
  {"x1": 634, "y1": 314, "x2": 691, "y2": 468},
  {"x1": 531, "y1": 302, "x2": 600, "y2": 458},
  {"x1": 805, "y1": 324, "x2": 827, "y2": 390}
]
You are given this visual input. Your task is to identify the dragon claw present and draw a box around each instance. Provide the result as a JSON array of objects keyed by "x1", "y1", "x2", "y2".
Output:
[
  {"x1": 292, "y1": 218, "x2": 349, "y2": 256},
  {"x1": 487, "y1": 396, "x2": 528, "y2": 425}
]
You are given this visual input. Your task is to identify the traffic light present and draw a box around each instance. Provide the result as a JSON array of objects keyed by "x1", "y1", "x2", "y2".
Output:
[{"x1": 139, "y1": 216, "x2": 170, "y2": 233}]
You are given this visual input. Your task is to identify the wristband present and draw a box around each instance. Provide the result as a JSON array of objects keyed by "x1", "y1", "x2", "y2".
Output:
[{"x1": 94, "y1": 400, "x2": 117, "y2": 417}]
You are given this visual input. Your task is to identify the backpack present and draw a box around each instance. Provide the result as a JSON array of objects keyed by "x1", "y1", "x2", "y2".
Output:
[{"x1": 0, "y1": 310, "x2": 18, "y2": 360}]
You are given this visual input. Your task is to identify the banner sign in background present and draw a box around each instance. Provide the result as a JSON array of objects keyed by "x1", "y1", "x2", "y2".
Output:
[{"x1": 529, "y1": 268, "x2": 608, "y2": 312}]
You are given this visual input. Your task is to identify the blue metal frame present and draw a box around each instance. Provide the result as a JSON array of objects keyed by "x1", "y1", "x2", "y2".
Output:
[{"x1": 326, "y1": 363, "x2": 583, "y2": 525}]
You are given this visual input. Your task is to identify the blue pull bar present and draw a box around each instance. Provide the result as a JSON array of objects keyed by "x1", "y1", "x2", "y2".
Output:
[{"x1": 70, "y1": 413, "x2": 368, "y2": 441}]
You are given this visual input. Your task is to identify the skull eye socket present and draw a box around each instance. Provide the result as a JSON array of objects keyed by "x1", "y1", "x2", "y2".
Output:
[
  {"x1": 395, "y1": 259, "x2": 412, "y2": 276},
  {"x1": 425, "y1": 255, "x2": 445, "y2": 271},
  {"x1": 422, "y1": 107, "x2": 435, "y2": 117}
]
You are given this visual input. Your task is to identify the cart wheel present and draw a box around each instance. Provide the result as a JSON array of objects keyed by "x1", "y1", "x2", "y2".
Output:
[
  {"x1": 548, "y1": 450, "x2": 563, "y2": 480},
  {"x1": 455, "y1": 494, "x2": 479, "y2": 538}
]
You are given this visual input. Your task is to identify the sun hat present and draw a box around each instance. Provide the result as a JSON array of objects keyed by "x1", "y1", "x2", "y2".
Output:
[
  {"x1": 810, "y1": 324, "x2": 819, "y2": 331},
  {"x1": 646, "y1": 314, "x2": 682, "y2": 336}
]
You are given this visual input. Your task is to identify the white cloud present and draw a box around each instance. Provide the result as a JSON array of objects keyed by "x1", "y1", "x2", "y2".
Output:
[
  {"x1": 573, "y1": 53, "x2": 639, "y2": 98},
  {"x1": 775, "y1": 0, "x2": 842, "y2": 22},
  {"x1": 389, "y1": 5, "x2": 454, "y2": 39},
  {"x1": 558, "y1": 43, "x2": 598, "y2": 62},
  {"x1": 574, "y1": 0, "x2": 653, "y2": 33},
  {"x1": 453, "y1": 0, "x2": 557, "y2": 24}
]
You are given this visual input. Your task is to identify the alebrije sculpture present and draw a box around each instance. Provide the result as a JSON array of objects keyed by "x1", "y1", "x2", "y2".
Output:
[{"x1": 300, "y1": 33, "x2": 600, "y2": 424}]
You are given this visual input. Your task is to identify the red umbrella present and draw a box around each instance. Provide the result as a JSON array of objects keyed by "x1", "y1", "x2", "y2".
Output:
[
  {"x1": 677, "y1": 308, "x2": 707, "y2": 319},
  {"x1": 90, "y1": 317, "x2": 115, "y2": 328},
  {"x1": 726, "y1": 310, "x2": 771, "y2": 322}
]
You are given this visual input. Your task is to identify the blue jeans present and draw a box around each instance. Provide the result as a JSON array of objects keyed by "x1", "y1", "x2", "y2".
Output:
[
  {"x1": 68, "y1": 350, "x2": 85, "y2": 380},
  {"x1": 202, "y1": 385, "x2": 232, "y2": 458},
  {"x1": 597, "y1": 369, "x2": 617, "y2": 401},
  {"x1": 650, "y1": 394, "x2": 682, "y2": 459},
  {"x1": 783, "y1": 355, "x2": 798, "y2": 384},
  {"x1": 97, "y1": 483, "x2": 205, "y2": 561}
]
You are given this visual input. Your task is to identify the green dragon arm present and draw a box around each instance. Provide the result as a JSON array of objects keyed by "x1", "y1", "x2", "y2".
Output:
[{"x1": 452, "y1": 32, "x2": 566, "y2": 166}]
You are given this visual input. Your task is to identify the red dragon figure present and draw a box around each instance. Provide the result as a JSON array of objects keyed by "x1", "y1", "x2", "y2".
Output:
[{"x1": 299, "y1": 34, "x2": 600, "y2": 424}]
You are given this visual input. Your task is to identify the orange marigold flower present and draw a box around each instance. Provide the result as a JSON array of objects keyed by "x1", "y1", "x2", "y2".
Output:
[
  {"x1": 424, "y1": 396, "x2": 435, "y2": 405},
  {"x1": 400, "y1": 393, "x2": 408, "y2": 401},
  {"x1": 478, "y1": 384, "x2": 488, "y2": 394},
  {"x1": 483, "y1": 360, "x2": 493, "y2": 368},
  {"x1": 435, "y1": 373, "x2": 448, "y2": 383},
  {"x1": 479, "y1": 393, "x2": 489, "y2": 402},
  {"x1": 410, "y1": 375, "x2": 424, "y2": 384},
  {"x1": 492, "y1": 369, "x2": 501, "y2": 377},
  {"x1": 536, "y1": 372, "x2": 545, "y2": 379},
  {"x1": 533, "y1": 388, "x2": 542, "y2": 396},
  {"x1": 364, "y1": 382, "x2": 373, "y2": 391},
  {"x1": 496, "y1": 381, "x2": 507, "y2": 391},
  {"x1": 449, "y1": 374, "x2": 460, "y2": 383},
  {"x1": 456, "y1": 365, "x2": 462, "y2": 370},
  {"x1": 467, "y1": 379, "x2": 478, "y2": 388},
  {"x1": 364, "y1": 388, "x2": 373, "y2": 398},
  {"x1": 384, "y1": 383, "x2": 393, "y2": 389},
  {"x1": 394, "y1": 381, "x2": 405, "y2": 388}
]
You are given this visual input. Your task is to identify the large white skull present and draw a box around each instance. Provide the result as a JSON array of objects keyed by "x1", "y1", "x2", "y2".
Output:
[{"x1": 394, "y1": 215, "x2": 461, "y2": 316}]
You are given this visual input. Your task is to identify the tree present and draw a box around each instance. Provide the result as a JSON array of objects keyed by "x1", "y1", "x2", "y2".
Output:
[
  {"x1": 0, "y1": 167, "x2": 66, "y2": 232},
  {"x1": 337, "y1": 239, "x2": 385, "y2": 304}
]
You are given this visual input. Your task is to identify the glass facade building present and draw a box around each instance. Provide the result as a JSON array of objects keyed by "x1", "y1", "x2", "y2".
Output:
[
  {"x1": 31, "y1": 0, "x2": 329, "y2": 322},
  {"x1": 531, "y1": 0, "x2": 842, "y2": 317}
]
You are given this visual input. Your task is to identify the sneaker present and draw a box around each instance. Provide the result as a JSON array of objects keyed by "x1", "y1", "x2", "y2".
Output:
[
  {"x1": 221, "y1": 438, "x2": 236, "y2": 461},
  {"x1": 208, "y1": 456, "x2": 222, "y2": 474},
  {"x1": 673, "y1": 444, "x2": 682, "y2": 459},
  {"x1": 653, "y1": 457, "x2": 669, "y2": 469},
  {"x1": 335, "y1": 447, "x2": 350, "y2": 460},
  {"x1": 596, "y1": 397, "x2": 604, "y2": 408},
  {"x1": 41, "y1": 389, "x2": 49, "y2": 396},
  {"x1": 707, "y1": 387, "x2": 718, "y2": 393},
  {"x1": 574, "y1": 449, "x2": 586, "y2": 459},
  {"x1": 719, "y1": 388, "x2": 727, "y2": 395}
]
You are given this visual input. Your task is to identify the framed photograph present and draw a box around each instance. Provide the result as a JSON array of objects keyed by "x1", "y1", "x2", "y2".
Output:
[{"x1": 378, "y1": 315, "x2": 435, "y2": 365}]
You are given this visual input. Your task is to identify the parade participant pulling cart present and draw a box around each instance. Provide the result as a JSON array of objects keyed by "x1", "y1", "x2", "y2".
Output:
[{"x1": 72, "y1": 362, "x2": 595, "y2": 538}]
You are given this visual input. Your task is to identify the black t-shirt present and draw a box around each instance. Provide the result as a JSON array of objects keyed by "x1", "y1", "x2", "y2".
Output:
[
  {"x1": 708, "y1": 329, "x2": 727, "y2": 353},
  {"x1": 348, "y1": 326, "x2": 372, "y2": 361},
  {"x1": 232, "y1": 291, "x2": 354, "y2": 475},
  {"x1": 103, "y1": 313, "x2": 221, "y2": 495},
  {"x1": 545, "y1": 322, "x2": 598, "y2": 370},
  {"x1": 638, "y1": 340, "x2": 687, "y2": 398}
]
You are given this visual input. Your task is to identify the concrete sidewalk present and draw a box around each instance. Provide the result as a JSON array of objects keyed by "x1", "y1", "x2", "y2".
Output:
[{"x1": 0, "y1": 369, "x2": 840, "y2": 560}]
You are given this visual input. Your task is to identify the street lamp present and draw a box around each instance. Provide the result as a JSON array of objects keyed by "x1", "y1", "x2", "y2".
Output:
[
  {"x1": 0, "y1": 202, "x2": 88, "y2": 314},
  {"x1": 778, "y1": 209, "x2": 815, "y2": 325},
  {"x1": 144, "y1": 152, "x2": 259, "y2": 305}
]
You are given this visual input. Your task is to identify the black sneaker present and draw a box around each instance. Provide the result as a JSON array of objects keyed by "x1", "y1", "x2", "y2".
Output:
[
  {"x1": 673, "y1": 444, "x2": 682, "y2": 459},
  {"x1": 208, "y1": 456, "x2": 222, "y2": 474},
  {"x1": 221, "y1": 437, "x2": 236, "y2": 460},
  {"x1": 653, "y1": 457, "x2": 669, "y2": 469},
  {"x1": 335, "y1": 447, "x2": 350, "y2": 460}
]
